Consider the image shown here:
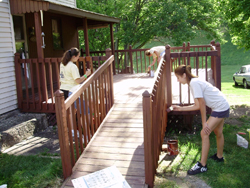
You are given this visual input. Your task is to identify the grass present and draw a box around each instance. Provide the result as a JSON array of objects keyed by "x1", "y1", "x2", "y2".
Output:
[
  {"x1": 158, "y1": 114, "x2": 250, "y2": 188},
  {"x1": 0, "y1": 153, "x2": 63, "y2": 188}
]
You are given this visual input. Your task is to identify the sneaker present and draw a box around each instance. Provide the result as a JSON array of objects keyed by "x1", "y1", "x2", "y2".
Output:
[
  {"x1": 188, "y1": 161, "x2": 207, "y2": 175},
  {"x1": 209, "y1": 153, "x2": 224, "y2": 162}
]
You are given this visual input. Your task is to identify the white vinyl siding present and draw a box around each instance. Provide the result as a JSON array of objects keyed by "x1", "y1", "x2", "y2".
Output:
[
  {"x1": 0, "y1": 0, "x2": 17, "y2": 115},
  {"x1": 43, "y1": 0, "x2": 76, "y2": 8}
]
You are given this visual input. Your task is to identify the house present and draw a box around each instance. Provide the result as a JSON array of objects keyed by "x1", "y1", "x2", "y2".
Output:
[{"x1": 0, "y1": 0, "x2": 120, "y2": 115}]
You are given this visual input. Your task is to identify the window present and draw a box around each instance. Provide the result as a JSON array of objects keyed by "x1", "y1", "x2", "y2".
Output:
[
  {"x1": 52, "y1": 18, "x2": 63, "y2": 49},
  {"x1": 13, "y1": 15, "x2": 26, "y2": 54}
]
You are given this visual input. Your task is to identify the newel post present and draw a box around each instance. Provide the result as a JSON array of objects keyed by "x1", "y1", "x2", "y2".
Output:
[
  {"x1": 106, "y1": 48, "x2": 112, "y2": 58},
  {"x1": 143, "y1": 90, "x2": 154, "y2": 188},
  {"x1": 129, "y1": 45, "x2": 133, "y2": 74},
  {"x1": 54, "y1": 90, "x2": 72, "y2": 179}
]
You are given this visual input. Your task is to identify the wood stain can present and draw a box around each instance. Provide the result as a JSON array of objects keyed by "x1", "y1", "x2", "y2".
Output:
[{"x1": 167, "y1": 140, "x2": 179, "y2": 155}]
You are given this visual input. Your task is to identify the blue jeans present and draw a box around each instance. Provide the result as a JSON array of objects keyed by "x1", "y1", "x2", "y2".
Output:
[{"x1": 69, "y1": 91, "x2": 90, "y2": 115}]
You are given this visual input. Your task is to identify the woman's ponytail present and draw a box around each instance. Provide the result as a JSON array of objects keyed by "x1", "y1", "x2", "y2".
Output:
[{"x1": 61, "y1": 47, "x2": 80, "y2": 66}]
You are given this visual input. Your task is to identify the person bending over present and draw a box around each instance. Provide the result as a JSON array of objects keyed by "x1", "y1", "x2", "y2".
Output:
[
  {"x1": 171, "y1": 64, "x2": 229, "y2": 175},
  {"x1": 145, "y1": 46, "x2": 165, "y2": 72}
]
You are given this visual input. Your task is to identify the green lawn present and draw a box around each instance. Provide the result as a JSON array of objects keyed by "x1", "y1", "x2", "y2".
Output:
[
  {"x1": 0, "y1": 154, "x2": 63, "y2": 188},
  {"x1": 156, "y1": 119, "x2": 250, "y2": 188}
]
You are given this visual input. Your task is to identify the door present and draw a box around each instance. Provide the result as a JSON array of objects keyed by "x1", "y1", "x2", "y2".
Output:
[{"x1": 13, "y1": 15, "x2": 31, "y2": 89}]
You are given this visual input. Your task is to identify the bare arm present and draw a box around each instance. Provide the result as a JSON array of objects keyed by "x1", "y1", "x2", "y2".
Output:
[
  {"x1": 75, "y1": 69, "x2": 91, "y2": 84},
  {"x1": 149, "y1": 57, "x2": 157, "y2": 67},
  {"x1": 172, "y1": 98, "x2": 201, "y2": 111},
  {"x1": 197, "y1": 98, "x2": 207, "y2": 125}
]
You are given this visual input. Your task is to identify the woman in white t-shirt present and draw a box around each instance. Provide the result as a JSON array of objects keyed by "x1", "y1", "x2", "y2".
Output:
[
  {"x1": 171, "y1": 65, "x2": 230, "y2": 175},
  {"x1": 145, "y1": 46, "x2": 165, "y2": 72}
]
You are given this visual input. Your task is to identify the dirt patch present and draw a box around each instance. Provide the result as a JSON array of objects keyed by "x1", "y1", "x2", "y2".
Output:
[{"x1": 224, "y1": 105, "x2": 250, "y2": 126}]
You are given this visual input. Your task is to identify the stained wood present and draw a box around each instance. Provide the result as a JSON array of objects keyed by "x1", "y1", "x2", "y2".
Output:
[{"x1": 61, "y1": 74, "x2": 154, "y2": 188}]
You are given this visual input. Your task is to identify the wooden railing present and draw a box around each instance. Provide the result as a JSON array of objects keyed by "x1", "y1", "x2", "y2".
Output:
[
  {"x1": 142, "y1": 58, "x2": 168, "y2": 188},
  {"x1": 165, "y1": 41, "x2": 221, "y2": 108},
  {"x1": 82, "y1": 41, "x2": 219, "y2": 76},
  {"x1": 142, "y1": 41, "x2": 221, "y2": 187},
  {"x1": 55, "y1": 53, "x2": 114, "y2": 179},
  {"x1": 82, "y1": 46, "x2": 159, "y2": 74},
  {"x1": 14, "y1": 49, "x2": 111, "y2": 113}
]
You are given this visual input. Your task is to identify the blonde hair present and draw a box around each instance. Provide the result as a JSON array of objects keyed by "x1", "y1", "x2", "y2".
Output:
[{"x1": 145, "y1": 50, "x2": 151, "y2": 56}]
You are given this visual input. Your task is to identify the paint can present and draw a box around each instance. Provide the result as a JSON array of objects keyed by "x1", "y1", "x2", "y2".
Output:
[{"x1": 167, "y1": 140, "x2": 179, "y2": 155}]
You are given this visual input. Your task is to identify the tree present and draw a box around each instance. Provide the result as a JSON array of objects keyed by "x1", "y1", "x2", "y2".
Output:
[
  {"x1": 221, "y1": 0, "x2": 250, "y2": 50},
  {"x1": 77, "y1": 0, "x2": 225, "y2": 51}
]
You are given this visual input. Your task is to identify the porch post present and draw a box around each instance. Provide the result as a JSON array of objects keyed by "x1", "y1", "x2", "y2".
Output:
[
  {"x1": 83, "y1": 17, "x2": 90, "y2": 56},
  {"x1": 34, "y1": 12, "x2": 44, "y2": 58},
  {"x1": 110, "y1": 23, "x2": 116, "y2": 75}
]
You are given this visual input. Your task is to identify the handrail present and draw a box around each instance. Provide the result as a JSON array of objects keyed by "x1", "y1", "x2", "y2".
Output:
[
  {"x1": 65, "y1": 55, "x2": 114, "y2": 109},
  {"x1": 143, "y1": 57, "x2": 167, "y2": 188},
  {"x1": 55, "y1": 53, "x2": 114, "y2": 179}
]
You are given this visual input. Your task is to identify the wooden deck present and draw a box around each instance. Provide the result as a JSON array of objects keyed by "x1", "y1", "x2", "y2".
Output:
[{"x1": 62, "y1": 73, "x2": 155, "y2": 188}]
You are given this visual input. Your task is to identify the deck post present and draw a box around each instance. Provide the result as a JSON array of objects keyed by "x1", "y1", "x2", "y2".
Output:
[
  {"x1": 143, "y1": 90, "x2": 154, "y2": 188},
  {"x1": 83, "y1": 17, "x2": 90, "y2": 56},
  {"x1": 210, "y1": 40, "x2": 216, "y2": 81},
  {"x1": 55, "y1": 90, "x2": 72, "y2": 179},
  {"x1": 215, "y1": 42, "x2": 221, "y2": 90},
  {"x1": 183, "y1": 42, "x2": 186, "y2": 65},
  {"x1": 165, "y1": 45, "x2": 172, "y2": 108},
  {"x1": 14, "y1": 53, "x2": 23, "y2": 109},
  {"x1": 129, "y1": 45, "x2": 133, "y2": 74},
  {"x1": 109, "y1": 23, "x2": 116, "y2": 75}
]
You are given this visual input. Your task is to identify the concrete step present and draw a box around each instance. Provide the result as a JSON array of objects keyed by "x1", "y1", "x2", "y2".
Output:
[{"x1": 0, "y1": 110, "x2": 49, "y2": 152}]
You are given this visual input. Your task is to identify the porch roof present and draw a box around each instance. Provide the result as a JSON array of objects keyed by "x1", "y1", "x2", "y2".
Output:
[
  {"x1": 48, "y1": 3, "x2": 120, "y2": 24},
  {"x1": 10, "y1": 0, "x2": 120, "y2": 24}
]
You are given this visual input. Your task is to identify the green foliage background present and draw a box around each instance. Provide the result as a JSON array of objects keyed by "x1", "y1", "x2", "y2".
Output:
[{"x1": 77, "y1": 0, "x2": 225, "y2": 51}]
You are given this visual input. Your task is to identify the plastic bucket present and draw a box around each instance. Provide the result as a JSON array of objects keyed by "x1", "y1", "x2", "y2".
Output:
[{"x1": 167, "y1": 140, "x2": 179, "y2": 155}]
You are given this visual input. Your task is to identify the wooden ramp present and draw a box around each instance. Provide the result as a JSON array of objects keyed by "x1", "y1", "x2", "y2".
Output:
[{"x1": 62, "y1": 73, "x2": 155, "y2": 188}]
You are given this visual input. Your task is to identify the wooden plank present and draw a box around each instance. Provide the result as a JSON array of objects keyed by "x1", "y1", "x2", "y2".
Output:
[
  {"x1": 81, "y1": 152, "x2": 144, "y2": 162},
  {"x1": 74, "y1": 164, "x2": 145, "y2": 177},
  {"x1": 100, "y1": 127, "x2": 143, "y2": 133},
  {"x1": 104, "y1": 123, "x2": 143, "y2": 128},
  {"x1": 94, "y1": 131, "x2": 143, "y2": 138},
  {"x1": 105, "y1": 118, "x2": 143, "y2": 123},
  {"x1": 77, "y1": 158, "x2": 144, "y2": 168},
  {"x1": 93, "y1": 136, "x2": 143, "y2": 142}
]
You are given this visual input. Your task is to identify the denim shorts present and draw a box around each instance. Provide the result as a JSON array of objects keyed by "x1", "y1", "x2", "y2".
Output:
[
  {"x1": 69, "y1": 91, "x2": 90, "y2": 115},
  {"x1": 211, "y1": 108, "x2": 229, "y2": 118}
]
